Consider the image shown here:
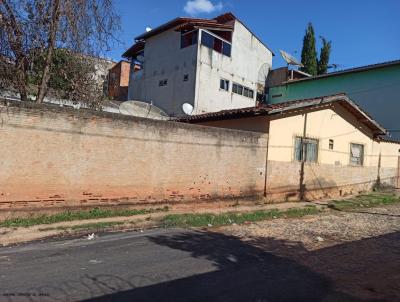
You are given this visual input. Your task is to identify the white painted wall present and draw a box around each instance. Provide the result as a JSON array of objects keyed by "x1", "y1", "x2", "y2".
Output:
[
  {"x1": 128, "y1": 19, "x2": 273, "y2": 117},
  {"x1": 194, "y1": 20, "x2": 273, "y2": 114},
  {"x1": 267, "y1": 104, "x2": 400, "y2": 168},
  {"x1": 128, "y1": 29, "x2": 198, "y2": 116}
]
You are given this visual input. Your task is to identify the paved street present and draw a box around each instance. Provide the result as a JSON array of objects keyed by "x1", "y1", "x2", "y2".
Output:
[{"x1": 0, "y1": 206, "x2": 399, "y2": 302}]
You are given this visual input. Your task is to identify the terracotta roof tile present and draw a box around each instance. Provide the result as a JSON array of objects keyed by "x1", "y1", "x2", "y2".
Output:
[{"x1": 176, "y1": 93, "x2": 386, "y2": 136}]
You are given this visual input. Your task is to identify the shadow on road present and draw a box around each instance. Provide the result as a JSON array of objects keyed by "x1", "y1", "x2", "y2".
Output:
[{"x1": 81, "y1": 230, "x2": 400, "y2": 302}]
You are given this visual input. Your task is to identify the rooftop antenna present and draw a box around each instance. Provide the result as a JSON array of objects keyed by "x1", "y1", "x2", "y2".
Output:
[
  {"x1": 328, "y1": 64, "x2": 343, "y2": 71},
  {"x1": 279, "y1": 50, "x2": 304, "y2": 68},
  {"x1": 257, "y1": 63, "x2": 271, "y2": 101},
  {"x1": 182, "y1": 103, "x2": 194, "y2": 116}
]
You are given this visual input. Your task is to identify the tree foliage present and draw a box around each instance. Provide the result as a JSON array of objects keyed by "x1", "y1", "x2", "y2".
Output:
[
  {"x1": 0, "y1": 0, "x2": 120, "y2": 105},
  {"x1": 300, "y1": 23, "x2": 332, "y2": 76},
  {"x1": 300, "y1": 23, "x2": 318, "y2": 76},
  {"x1": 29, "y1": 48, "x2": 109, "y2": 106},
  {"x1": 317, "y1": 37, "x2": 332, "y2": 75}
]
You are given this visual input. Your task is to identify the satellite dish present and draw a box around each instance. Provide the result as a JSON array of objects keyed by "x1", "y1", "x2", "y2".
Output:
[
  {"x1": 182, "y1": 103, "x2": 194, "y2": 116},
  {"x1": 279, "y1": 50, "x2": 304, "y2": 67},
  {"x1": 146, "y1": 27, "x2": 152, "y2": 32},
  {"x1": 119, "y1": 101, "x2": 169, "y2": 120},
  {"x1": 257, "y1": 63, "x2": 271, "y2": 90}
]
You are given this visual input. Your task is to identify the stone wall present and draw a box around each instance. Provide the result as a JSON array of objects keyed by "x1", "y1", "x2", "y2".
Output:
[{"x1": 0, "y1": 100, "x2": 268, "y2": 212}]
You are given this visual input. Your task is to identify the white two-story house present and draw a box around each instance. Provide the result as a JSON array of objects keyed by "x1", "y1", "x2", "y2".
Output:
[{"x1": 122, "y1": 13, "x2": 274, "y2": 117}]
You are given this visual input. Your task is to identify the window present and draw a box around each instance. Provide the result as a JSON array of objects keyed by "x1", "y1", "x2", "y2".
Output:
[
  {"x1": 159, "y1": 79, "x2": 168, "y2": 87},
  {"x1": 232, "y1": 83, "x2": 239, "y2": 94},
  {"x1": 350, "y1": 143, "x2": 364, "y2": 166},
  {"x1": 201, "y1": 31, "x2": 232, "y2": 57},
  {"x1": 201, "y1": 31, "x2": 214, "y2": 48},
  {"x1": 220, "y1": 79, "x2": 229, "y2": 91},
  {"x1": 244, "y1": 87, "x2": 252, "y2": 98},
  {"x1": 329, "y1": 139, "x2": 334, "y2": 150},
  {"x1": 248, "y1": 89, "x2": 254, "y2": 99},
  {"x1": 181, "y1": 30, "x2": 198, "y2": 48},
  {"x1": 132, "y1": 51, "x2": 144, "y2": 69},
  {"x1": 222, "y1": 42, "x2": 232, "y2": 57},
  {"x1": 232, "y1": 82, "x2": 254, "y2": 99},
  {"x1": 183, "y1": 74, "x2": 189, "y2": 82},
  {"x1": 213, "y1": 38, "x2": 223, "y2": 53},
  {"x1": 295, "y1": 137, "x2": 319, "y2": 163}
]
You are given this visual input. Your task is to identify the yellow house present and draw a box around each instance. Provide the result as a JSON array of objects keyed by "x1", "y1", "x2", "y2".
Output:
[{"x1": 178, "y1": 93, "x2": 400, "y2": 201}]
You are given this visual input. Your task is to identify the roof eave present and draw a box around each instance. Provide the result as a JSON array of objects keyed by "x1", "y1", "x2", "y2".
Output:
[
  {"x1": 274, "y1": 59, "x2": 400, "y2": 86},
  {"x1": 177, "y1": 94, "x2": 387, "y2": 136}
]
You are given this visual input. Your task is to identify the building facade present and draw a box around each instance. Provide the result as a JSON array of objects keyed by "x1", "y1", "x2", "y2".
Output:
[
  {"x1": 123, "y1": 13, "x2": 273, "y2": 117},
  {"x1": 266, "y1": 60, "x2": 400, "y2": 140},
  {"x1": 107, "y1": 60, "x2": 131, "y2": 101},
  {"x1": 179, "y1": 94, "x2": 400, "y2": 200}
]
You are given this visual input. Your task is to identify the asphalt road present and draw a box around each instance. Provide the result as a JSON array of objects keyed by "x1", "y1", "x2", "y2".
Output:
[{"x1": 0, "y1": 228, "x2": 398, "y2": 302}]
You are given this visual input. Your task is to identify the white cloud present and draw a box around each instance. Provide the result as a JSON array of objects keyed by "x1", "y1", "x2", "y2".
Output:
[{"x1": 184, "y1": 0, "x2": 223, "y2": 16}]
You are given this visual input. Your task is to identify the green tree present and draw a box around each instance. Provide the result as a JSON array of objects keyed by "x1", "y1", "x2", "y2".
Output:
[
  {"x1": 317, "y1": 37, "x2": 332, "y2": 75},
  {"x1": 300, "y1": 23, "x2": 318, "y2": 76},
  {"x1": 29, "y1": 49, "x2": 103, "y2": 106},
  {"x1": 0, "y1": 0, "x2": 119, "y2": 104}
]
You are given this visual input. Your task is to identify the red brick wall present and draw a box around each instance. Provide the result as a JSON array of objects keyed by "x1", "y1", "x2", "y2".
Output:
[
  {"x1": 0, "y1": 100, "x2": 268, "y2": 211},
  {"x1": 119, "y1": 61, "x2": 130, "y2": 87},
  {"x1": 107, "y1": 61, "x2": 130, "y2": 101}
]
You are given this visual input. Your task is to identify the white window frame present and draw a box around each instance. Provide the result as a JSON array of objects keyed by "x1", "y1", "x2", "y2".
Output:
[
  {"x1": 220, "y1": 79, "x2": 230, "y2": 91},
  {"x1": 200, "y1": 29, "x2": 232, "y2": 57},
  {"x1": 232, "y1": 82, "x2": 254, "y2": 99}
]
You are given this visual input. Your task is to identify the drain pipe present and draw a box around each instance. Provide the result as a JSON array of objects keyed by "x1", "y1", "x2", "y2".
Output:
[{"x1": 263, "y1": 131, "x2": 270, "y2": 198}]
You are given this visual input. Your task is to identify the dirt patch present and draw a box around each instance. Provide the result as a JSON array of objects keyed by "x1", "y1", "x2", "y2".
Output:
[
  {"x1": 221, "y1": 203, "x2": 400, "y2": 251},
  {"x1": 0, "y1": 201, "x2": 313, "y2": 246},
  {"x1": 219, "y1": 203, "x2": 400, "y2": 301}
]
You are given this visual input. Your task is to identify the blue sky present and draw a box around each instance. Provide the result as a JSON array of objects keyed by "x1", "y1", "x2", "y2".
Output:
[{"x1": 109, "y1": 0, "x2": 400, "y2": 70}]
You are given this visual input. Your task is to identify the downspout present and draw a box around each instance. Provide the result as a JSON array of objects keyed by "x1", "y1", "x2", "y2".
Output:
[{"x1": 263, "y1": 129, "x2": 270, "y2": 198}]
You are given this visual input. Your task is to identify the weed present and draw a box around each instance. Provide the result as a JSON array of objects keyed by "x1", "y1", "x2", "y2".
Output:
[
  {"x1": 328, "y1": 193, "x2": 400, "y2": 211},
  {"x1": 0, "y1": 206, "x2": 168, "y2": 228},
  {"x1": 162, "y1": 205, "x2": 319, "y2": 228}
]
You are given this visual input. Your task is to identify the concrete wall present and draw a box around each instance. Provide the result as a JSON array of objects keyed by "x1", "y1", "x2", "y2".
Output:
[
  {"x1": 195, "y1": 21, "x2": 273, "y2": 114},
  {"x1": 128, "y1": 19, "x2": 273, "y2": 117},
  {"x1": 0, "y1": 100, "x2": 268, "y2": 211},
  {"x1": 128, "y1": 29, "x2": 198, "y2": 116},
  {"x1": 266, "y1": 104, "x2": 400, "y2": 200},
  {"x1": 267, "y1": 64, "x2": 400, "y2": 140},
  {"x1": 190, "y1": 104, "x2": 400, "y2": 201}
]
